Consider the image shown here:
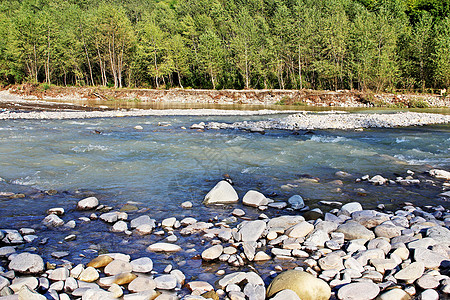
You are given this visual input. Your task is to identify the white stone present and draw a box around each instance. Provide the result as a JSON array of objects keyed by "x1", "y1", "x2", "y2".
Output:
[
  {"x1": 288, "y1": 195, "x2": 305, "y2": 210},
  {"x1": 154, "y1": 275, "x2": 177, "y2": 290},
  {"x1": 147, "y1": 243, "x2": 182, "y2": 252},
  {"x1": 111, "y1": 221, "x2": 128, "y2": 232},
  {"x1": 201, "y1": 245, "x2": 223, "y2": 261},
  {"x1": 271, "y1": 289, "x2": 301, "y2": 300},
  {"x1": 242, "y1": 190, "x2": 268, "y2": 207},
  {"x1": 77, "y1": 197, "x2": 99, "y2": 210},
  {"x1": 341, "y1": 202, "x2": 363, "y2": 214},
  {"x1": 130, "y1": 257, "x2": 153, "y2": 273},
  {"x1": 42, "y1": 214, "x2": 64, "y2": 227},
  {"x1": 237, "y1": 220, "x2": 266, "y2": 242},
  {"x1": 8, "y1": 253, "x2": 44, "y2": 274},
  {"x1": 203, "y1": 181, "x2": 239, "y2": 205},
  {"x1": 429, "y1": 169, "x2": 450, "y2": 180},
  {"x1": 285, "y1": 221, "x2": 314, "y2": 238}
]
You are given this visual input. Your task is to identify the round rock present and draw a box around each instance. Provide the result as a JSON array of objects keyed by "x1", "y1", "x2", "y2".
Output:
[{"x1": 242, "y1": 190, "x2": 268, "y2": 207}]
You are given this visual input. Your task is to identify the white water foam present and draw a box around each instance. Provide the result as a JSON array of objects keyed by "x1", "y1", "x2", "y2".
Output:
[
  {"x1": 71, "y1": 144, "x2": 109, "y2": 153},
  {"x1": 310, "y1": 135, "x2": 349, "y2": 143}
]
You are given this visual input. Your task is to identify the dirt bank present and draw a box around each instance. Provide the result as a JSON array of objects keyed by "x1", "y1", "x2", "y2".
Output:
[{"x1": 3, "y1": 84, "x2": 450, "y2": 108}]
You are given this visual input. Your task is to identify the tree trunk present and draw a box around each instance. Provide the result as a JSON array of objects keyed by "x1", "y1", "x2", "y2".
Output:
[
  {"x1": 177, "y1": 71, "x2": 183, "y2": 88},
  {"x1": 298, "y1": 44, "x2": 303, "y2": 90}
]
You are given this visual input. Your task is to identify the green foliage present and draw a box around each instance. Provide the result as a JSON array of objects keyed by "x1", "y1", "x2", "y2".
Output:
[
  {"x1": 408, "y1": 98, "x2": 429, "y2": 107},
  {"x1": 0, "y1": 0, "x2": 448, "y2": 91}
]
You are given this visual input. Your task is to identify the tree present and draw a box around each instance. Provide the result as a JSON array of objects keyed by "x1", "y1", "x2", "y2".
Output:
[
  {"x1": 434, "y1": 17, "x2": 450, "y2": 88},
  {"x1": 198, "y1": 28, "x2": 224, "y2": 89},
  {"x1": 90, "y1": 2, "x2": 135, "y2": 88}
]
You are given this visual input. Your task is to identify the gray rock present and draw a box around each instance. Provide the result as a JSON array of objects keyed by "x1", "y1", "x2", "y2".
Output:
[
  {"x1": 48, "y1": 267, "x2": 69, "y2": 281},
  {"x1": 288, "y1": 195, "x2": 305, "y2": 210},
  {"x1": 77, "y1": 197, "x2": 99, "y2": 210},
  {"x1": 42, "y1": 214, "x2": 64, "y2": 227},
  {"x1": 426, "y1": 226, "x2": 450, "y2": 247},
  {"x1": 337, "y1": 221, "x2": 375, "y2": 240},
  {"x1": 130, "y1": 215, "x2": 155, "y2": 229},
  {"x1": 104, "y1": 259, "x2": 133, "y2": 276},
  {"x1": 130, "y1": 257, "x2": 153, "y2": 273},
  {"x1": 367, "y1": 238, "x2": 391, "y2": 255},
  {"x1": 203, "y1": 181, "x2": 239, "y2": 205},
  {"x1": 268, "y1": 202, "x2": 288, "y2": 209},
  {"x1": 18, "y1": 285, "x2": 46, "y2": 300},
  {"x1": 429, "y1": 169, "x2": 450, "y2": 180},
  {"x1": 111, "y1": 221, "x2": 128, "y2": 232},
  {"x1": 341, "y1": 202, "x2": 363, "y2": 214},
  {"x1": 285, "y1": 221, "x2": 314, "y2": 238},
  {"x1": 394, "y1": 261, "x2": 424, "y2": 282},
  {"x1": 243, "y1": 282, "x2": 265, "y2": 300},
  {"x1": 8, "y1": 253, "x2": 44, "y2": 274},
  {"x1": 0, "y1": 246, "x2": 16, "y2": 258},
  {"x1": 414, "y1": 248, "x2": 448, "y2": 269},
  {"x1": 337, "y1": 281, "x2": 380, "y2": 300},
  {"x1": 100, "y1": 212, "x2": 119, "y2": 223},
  {"x1": 417, "y1": 274, "x2": 439, "y2": 289},
  {"x1": 266, "y1": 216, "x2": 305, "y2": 230},
  {"x1": 419, "y1": 289, "x2": 439, "y2": 300},
  {"x1": 232, "y1": 209, "x2": 246, "y2": 217},
  {"x1": 369, "y1": 175, "x2": 387, "y2": 185},
  {"x1": 319, "y1": 253, "x2": 344, "y2": 271},
  {"x1": 237, "y1": 220, "x2": 266, "y2": 242},
  {"x1": 243, "y1": 190, "x2": 268, "y2": 207},
  {"x1": 154, "y1": 275, "x2": 177, "y2": 290},
  {"x1": 305, "y1": 229, "x2": 329, "y2": 247},
  {"x1": 242, "y1": 242, "x2": 257, "y2": 261},
  {"x1": 128, "y1": 276, "x2": 156, "y2": 293},
  {"x1": 376, "y1": 288, "x2": 410, "y2": 300},
  {"x1": 201, "y1": 245, "x2": 223, "y2": 261},
  {"x1": 270, "y1": 289, "x2": 301, "y2": 300},
  {"x1": 374, "y1": 224, "x2": 402, "y2": 239}
]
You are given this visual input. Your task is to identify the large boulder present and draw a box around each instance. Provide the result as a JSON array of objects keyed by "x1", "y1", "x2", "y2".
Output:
[
  {"x1": 266, "y1": 270, "x2": 331, "y2": 300},
  {"x1": 9, "y1": 253, "x2": 44, "y2": 274},
  {"x1": 203, "y1": 181, "x2": 239, "y2": 205}
]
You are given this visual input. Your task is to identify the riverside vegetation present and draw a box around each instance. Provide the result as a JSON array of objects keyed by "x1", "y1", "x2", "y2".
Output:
[{"x1": 0, "y1": 0, "x2": 450, "y2": 92}]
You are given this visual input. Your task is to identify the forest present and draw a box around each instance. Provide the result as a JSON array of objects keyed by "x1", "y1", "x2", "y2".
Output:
[{"x1": 0, "y1": 0, "x2": 449, "y2": 92}]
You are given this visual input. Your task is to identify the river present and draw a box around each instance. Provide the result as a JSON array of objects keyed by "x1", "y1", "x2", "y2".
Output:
[{"x1": 0, "y1": 109, "x2": 449, "y2": 286}]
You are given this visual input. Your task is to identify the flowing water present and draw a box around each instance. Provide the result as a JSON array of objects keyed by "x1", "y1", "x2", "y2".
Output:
[{"x1": 0, "y1": 111, "x2": 449, "y2": 287}]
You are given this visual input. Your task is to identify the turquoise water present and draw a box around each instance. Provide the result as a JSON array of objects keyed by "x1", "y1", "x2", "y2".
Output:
[{"x1": 0, "y1": 113, "x2": 449, "y2": 282}]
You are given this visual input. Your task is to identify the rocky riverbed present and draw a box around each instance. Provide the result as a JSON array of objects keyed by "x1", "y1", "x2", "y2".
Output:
[
  {"x1": 197, "y1": 112, "x2": 450, "y2": 131},
  {"x1": 0, "y1": 168, "x2": 449, "y2": 300}
]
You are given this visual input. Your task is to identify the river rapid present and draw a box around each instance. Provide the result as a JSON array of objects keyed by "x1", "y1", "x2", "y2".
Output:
[{"x1": 0, "y1": 110, "x2": 449, "y2": 285}]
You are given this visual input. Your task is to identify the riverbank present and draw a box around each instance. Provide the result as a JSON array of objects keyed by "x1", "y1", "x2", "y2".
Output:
[{"x1": 2, "y1": 85, "x2": 450, "y2": 108}]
